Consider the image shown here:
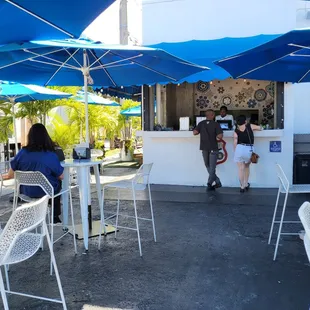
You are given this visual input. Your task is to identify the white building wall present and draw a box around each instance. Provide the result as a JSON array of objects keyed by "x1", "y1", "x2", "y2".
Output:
[
  {"x1": 128, "y1": 0, "x2": 143, "y2": 45},
  {"x1": 142, "y1": 0, "x2": 310, "y2": 135},
  {"x1": 296, "y1": 0, "x2": 310, "y2": 28},
  {"x1": 293, "y1": 0, "x2": 310, "y2": 134},
  {"x1": 292, "y1": 83, "x2": 310, "y2": 134},
  {"x1": 142, "y1": 0, "x2": 297, "y2": 44},
  {"x1": 83, "y1": 1, "x2": 120, "y2": 44},
  {"x1": 289, "y1": 0, "x2": 310, "y2": 135},
  {"x1": 84, "y1": 0, "x2": 142, "y2": 45}
]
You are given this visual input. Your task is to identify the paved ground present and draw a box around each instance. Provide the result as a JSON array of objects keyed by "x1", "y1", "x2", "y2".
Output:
[{"x1": 0, "y1": 167, "x2": 310, "y2": 310}]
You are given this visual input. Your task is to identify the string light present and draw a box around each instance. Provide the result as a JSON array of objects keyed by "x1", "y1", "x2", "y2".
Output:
[
  {"x1": 210, "y1": 81, "x2": 213, "y2": 85},
  {"x1": 177, "y1": 83, "x2": 180, "y2": 86},
  {"x1": 243, "y1": 79, "x2": 247, "y2": 82}
]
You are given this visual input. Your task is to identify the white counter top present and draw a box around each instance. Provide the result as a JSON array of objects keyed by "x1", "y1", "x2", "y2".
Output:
[
  {"x1": 136, "y1": 129, "x2": 284, "y2": 138},
  {"x1": 139, "y1": 128, "x2": 291, "y2": 187}
]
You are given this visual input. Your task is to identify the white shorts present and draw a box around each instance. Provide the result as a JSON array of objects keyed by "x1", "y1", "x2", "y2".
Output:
[{"x1": 234, "y1": 144, "x2": 253, "y2": 163}]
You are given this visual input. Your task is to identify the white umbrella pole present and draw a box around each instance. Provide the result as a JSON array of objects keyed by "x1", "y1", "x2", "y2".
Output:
[
  {"x1": 83, "y1": 50, "x2": 89, "y2": 145},
  {"x1": 80, "y1": 123, "x2": 83, "y2": 143},
  {"x1": 11, "y1": 102, "x2": 19, "y2": 155}
]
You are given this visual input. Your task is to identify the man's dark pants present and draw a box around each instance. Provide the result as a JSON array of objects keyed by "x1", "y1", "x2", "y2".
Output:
[{"x1": 202, "y1": 150, "x2": 220, "y2": 186}]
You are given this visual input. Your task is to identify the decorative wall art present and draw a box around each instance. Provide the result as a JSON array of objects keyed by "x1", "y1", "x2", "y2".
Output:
[
  {"x1": 194, "y1": 79, "x2": 275, "y2": 127},
  {"x1": 196, "y1": 81, "x2": 210, "y2": 92}
]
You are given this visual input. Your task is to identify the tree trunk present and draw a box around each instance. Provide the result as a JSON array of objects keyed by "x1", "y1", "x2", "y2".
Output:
[{"x1": 110, "y1": 138, "x2": 115, "y2": 150}]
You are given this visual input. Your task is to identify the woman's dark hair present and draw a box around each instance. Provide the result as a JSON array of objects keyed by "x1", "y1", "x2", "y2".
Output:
[
  {"x1": 236, "y1": 115, "x2": 246, "y2": 126},
  {"x1": 24, "y1": 123, "x2": 55, "y2": 152},
  {"x1": 220, "y1": 106, "x2": 228, "y2": 112}
]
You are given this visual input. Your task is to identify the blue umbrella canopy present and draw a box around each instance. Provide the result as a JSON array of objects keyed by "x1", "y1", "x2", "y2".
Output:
[
  {"x1": 149, "y1": 35, "x2": 280, "y2": 84},
  {"x1": 73, "y1": 91, "x2": 120, "y2": 106},
  {"x1": 0, "y1": 39, "x2": 208, "y2": 142},
  {"x1": 215, "y1": 28, "x2": 310, "y2": 83},
  {"x1": 120, "y1": 105, "x2": 142, "y2": 117},
  {"x1": 0, "y1": 81, "x2": 71, "y2": 151},
  {"x1": 0, "y1": 81, "x2": 71, "y2": 102},
  {"x1": 0, "y1": 39, "x2": 208, "y2": 86},
  {"x1": 94, "y1": 85, "x2": 142, "y2": 101},
  {"x1": 0, "y1": 0, "x2": 116, "y2": 44},
  {"x1": 121, "y1": 103, "x2": 156, "y2": 117}
]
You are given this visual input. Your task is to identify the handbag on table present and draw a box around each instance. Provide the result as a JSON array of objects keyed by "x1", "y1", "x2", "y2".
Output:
[{"x1": 72, "y1": 146, "x2": 91, "y2": 160}]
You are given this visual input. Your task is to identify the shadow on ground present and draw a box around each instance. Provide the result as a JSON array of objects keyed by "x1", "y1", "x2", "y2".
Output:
[{"x1": 0, "y1": 168, "x2": 309, "y2": 310}]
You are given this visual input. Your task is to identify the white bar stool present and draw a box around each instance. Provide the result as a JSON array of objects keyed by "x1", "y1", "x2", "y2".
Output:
[
  {"x1": 98, "y1": 163, "x2": 156, "y2": 256},
  {"x1": 268, "y1": 164, "x2": 310, "y2": 260}
]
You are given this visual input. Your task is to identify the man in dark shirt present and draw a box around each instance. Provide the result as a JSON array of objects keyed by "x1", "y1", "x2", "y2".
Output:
[{"x1": 193, "y1": 109, "x2": 223, "y2": 191}]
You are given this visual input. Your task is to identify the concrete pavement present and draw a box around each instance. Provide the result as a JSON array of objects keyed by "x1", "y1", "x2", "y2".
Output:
[{"x1": 0, "y1": 167, "x2": 309, "y2": 310}]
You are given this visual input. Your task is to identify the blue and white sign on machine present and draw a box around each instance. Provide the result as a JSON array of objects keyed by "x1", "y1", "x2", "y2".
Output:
[{"x1": 270, "y1": 141, "x2": 282, "y2": 153}]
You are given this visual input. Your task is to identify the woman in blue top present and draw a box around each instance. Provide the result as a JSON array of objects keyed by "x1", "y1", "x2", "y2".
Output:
[{"x1": 8, "y1": 123, "x2": 64, "y2": 223}]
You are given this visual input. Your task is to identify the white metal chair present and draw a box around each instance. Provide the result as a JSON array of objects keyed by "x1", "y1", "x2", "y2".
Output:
[
  {"x1": 268, "y1": 164, "x2": 310, "y2": 260},
  {"x1": 0, "y1": 161, "x2": 10, "y2": 198},
  {"x1": 98, "y1": 163, "x2": 156, "y2": 256},
  {"x1": 298, "y1": 201, "x2": 310, "y2": 263},
  {"x1": 0, "y1": 196, "x2": 67, "y2": 309},
  {"x1": 91, "y1": 149, "x2": 104, "y2": 159},
  {"x1": 13, "y1": 171, "x2": 77, "y2": 274},
  {"x1": 91, "y1": 149, "x2": 104, "y2": 174}
]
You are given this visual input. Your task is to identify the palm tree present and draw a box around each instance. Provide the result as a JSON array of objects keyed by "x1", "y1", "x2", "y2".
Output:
[
  {"x1": 118, "y1": 100, "x2": 141, "y2": 156},
  {"x1": 48, "y1": 96, "x2": 120, "y2": 151},
  {"x1": 0, "y1": 103, "x2": 13, "y2": 143}
]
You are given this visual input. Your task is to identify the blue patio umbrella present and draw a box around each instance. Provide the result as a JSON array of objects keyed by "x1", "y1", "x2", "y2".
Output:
[
  {"x1": 0, "y1": 0, "x2": 116, "y2": 44},
  {"x1": 215, "y1": 28, "x2": 310, "y2": 83},
  {"x1": 120, "y1": 105, "x2": 142, "y2": 117},
  {"x1": 0, "y1": 81, "x2": 71, "y2": 151},
  {"x1": 121, "y1": 103, "x2": 156, "y2": 117},
  {"x1": 94, "y1": 85, "x2": 142, "y2": 101},
  {"x1": 73, "y1": 91, "x2": 120, "y2": 106},
  {"x1": 0, "y1": 39, "x2": 208, "y2": 143},
  {"x1": 0, "y1": 81, "x2": 71, "y2": 102}
]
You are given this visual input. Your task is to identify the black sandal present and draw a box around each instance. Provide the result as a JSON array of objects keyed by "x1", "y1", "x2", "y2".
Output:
[{"x1": 245, "y1": 183, "x2": 250, "y2": 191}]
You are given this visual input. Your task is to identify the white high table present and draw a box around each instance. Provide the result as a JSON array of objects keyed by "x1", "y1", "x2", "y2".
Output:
[{"x1": 61, "y1": 159, "x2": 104, "y2": 251}]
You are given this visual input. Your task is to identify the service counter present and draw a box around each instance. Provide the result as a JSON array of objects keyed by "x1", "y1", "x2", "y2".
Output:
[{"x1": 136, "y1": 130, "x2": 291, "y2": 188}]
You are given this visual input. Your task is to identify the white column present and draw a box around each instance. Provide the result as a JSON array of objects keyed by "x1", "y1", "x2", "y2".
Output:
[
  {"x1": 119, "y1": 0, "x2": 128, "y2": 45},
  {"x1": 283, "y1": 83, "x2": 294, "y2": 184}
]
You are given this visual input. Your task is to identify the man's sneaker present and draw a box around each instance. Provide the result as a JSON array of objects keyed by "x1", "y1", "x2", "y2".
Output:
[
  {"x1": 215, "y1": 182, "x2": 222, "y2": 189},
  {"x1": 207, "y1": 183, "x2": 215, "y2": 191}
]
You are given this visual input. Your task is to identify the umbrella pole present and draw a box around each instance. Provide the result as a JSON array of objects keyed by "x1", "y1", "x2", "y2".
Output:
[
  {"x1": 83, "y1": 50, "x2": 89, "y2": 145},
  {"x1": 80, "y1": 123, "x2": 83, "y2": 143},
  {"x1": 11, "y1": 101, "x2": 19, "y2": 155}
]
